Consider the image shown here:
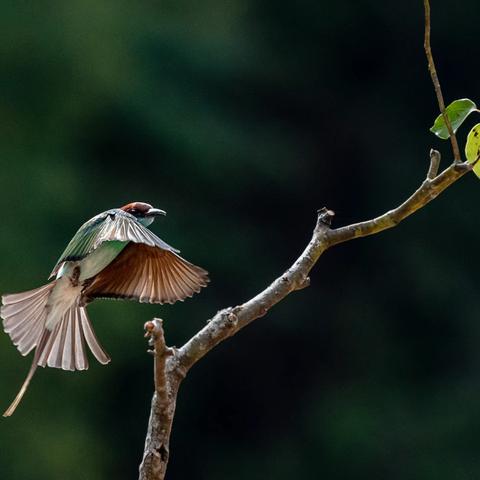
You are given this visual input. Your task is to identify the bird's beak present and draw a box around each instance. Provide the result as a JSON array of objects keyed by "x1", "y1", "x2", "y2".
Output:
[{"x1": 147, "y1": 208, "x2": 166, "y2": 217}]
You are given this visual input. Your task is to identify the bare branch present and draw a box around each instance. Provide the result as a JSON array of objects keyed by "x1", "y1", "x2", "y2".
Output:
[
  {"x1": 144, "y1": 319, "x2": 173, "y2": 401},
  {"x1": 175, "y1": 156, "x2": 472, "y2": 373},
  {"x1": 176, "y1": 209, "x2": 333, "y2": 372},
  {"x1": 173, "y1": 5, "x2": 473, "y2": 374},
  {"x1": 139, "y1": 320, "x2": 177, "y2": 480},
  {"x1": 423, "y1": 0, "x2": 462, "y2": 163},
  {"x1": 141, "y1": 153, "x2": 472, "y2": 480},
  {"x1": 139, "y1": 4, "x2": 473, "y2": 480},
  {"x1": 328, "y1": 159, "x2": 471, "y2": 246}
]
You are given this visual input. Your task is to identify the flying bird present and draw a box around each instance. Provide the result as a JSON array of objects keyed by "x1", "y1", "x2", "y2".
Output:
[{"x1": 1, "y1": 202, "x2": 209, "y2": 417}]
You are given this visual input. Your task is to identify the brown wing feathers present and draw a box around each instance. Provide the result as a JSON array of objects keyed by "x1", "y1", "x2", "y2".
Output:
[{"x1": 82, "y1": 243, "x2": 209, "y2": 305}]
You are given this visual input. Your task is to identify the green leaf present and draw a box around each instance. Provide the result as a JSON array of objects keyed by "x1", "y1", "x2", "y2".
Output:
[
  {"x1": 465, "y1": 123, "x2": 480, "y2": 178},
  {"x1": 430, "y1": 98, "x2": 477, "y2": 139}
]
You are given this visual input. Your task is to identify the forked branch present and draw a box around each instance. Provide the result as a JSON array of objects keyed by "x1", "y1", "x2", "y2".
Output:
[
  {"x1": 175, "y1": 154, "x2": 472, "y2": 374},
  {"x1": 139, "y1": 2, "x2": 473, "y2": 479}
]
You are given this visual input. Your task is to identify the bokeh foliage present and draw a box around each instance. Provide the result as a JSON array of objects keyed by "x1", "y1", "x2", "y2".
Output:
[{"x1": 2, "y1": 1, "x2": 480, "y2": 479}]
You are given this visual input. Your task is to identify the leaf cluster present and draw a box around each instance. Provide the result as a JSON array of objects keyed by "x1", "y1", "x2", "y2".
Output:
[{"x1": 430, "y1": 98, "x2": 480, "y2": 175}]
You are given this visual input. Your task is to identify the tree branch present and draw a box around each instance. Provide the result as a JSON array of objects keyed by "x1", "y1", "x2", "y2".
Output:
[
  {"x1": 139, "y1": 320, "x2": 177, "y2": 480},
  {"x1": 175, "y1": 156, "x2": 472, "y2": 374},
  {"x1": 139, "y1": 3, "x2": 474, "y2": 479},
  {"x1": 140, "y1": 153, "x2": 472, "y2": 480},
  {"x1": 328, "y1": 158, "x2": 471, "y2": 246},
  {"x1": 423, "y1": 0, "x2": 462, "y2": 163},
  {"x1": 176, "y1": 209, "x2": 332, "y2": 373}
]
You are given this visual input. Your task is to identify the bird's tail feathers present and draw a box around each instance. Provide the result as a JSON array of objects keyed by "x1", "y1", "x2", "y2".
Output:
[
  {"x1": 2, "y1": 284, "x2": 110, "y2": 416},
  {"x1": 36, "y1": 304, "x2": 111, "y2": 370},
  {"x1": 3, "y1": 329, "x2": 51, "y2": 417},
  {"x1": 2, "y1": 282, "x2": 56, "y2": 356}
]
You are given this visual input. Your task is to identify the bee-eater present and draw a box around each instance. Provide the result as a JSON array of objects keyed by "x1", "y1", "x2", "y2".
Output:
[{"x1": 1, "y1": 202, "x2": 209, "y2": 417}]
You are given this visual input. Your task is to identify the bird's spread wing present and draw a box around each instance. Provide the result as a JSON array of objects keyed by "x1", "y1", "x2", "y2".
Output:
[
  {"x1": 49, "y1": 209, "x2": 178, "y2": 278},
  {"x1": 81, "y1": 243, "x2": 209, "y2": 304}
]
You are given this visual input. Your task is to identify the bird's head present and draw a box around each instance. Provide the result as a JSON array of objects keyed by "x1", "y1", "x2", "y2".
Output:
[{"x1": 120, "y1": 202, "x2": 166, "y2": 227}]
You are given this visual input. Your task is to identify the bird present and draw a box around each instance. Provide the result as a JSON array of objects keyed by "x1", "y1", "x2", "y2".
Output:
[{"x1": 1, "y1": 201, "x2": 209, "y2": 417}]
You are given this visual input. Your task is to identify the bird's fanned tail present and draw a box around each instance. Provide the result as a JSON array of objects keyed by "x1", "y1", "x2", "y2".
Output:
[
  {"x1": 35, "y1": 305, "x2": 110, "y2": 370},
  {"x1": 2, "y1": 283, "x2": 55, "y2": 356},
  {"x1": 1, "y1": 283, "x2": 110, "y2": 416}
]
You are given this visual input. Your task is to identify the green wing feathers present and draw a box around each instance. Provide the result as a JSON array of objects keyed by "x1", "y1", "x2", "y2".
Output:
[{"x1": 49, "y1": 210, "x2": 178, "y2": 279}]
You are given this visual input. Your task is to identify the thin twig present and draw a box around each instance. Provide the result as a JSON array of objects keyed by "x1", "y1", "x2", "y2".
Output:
[
  {"x1": 427, "y1": 149, "x2": 441, "y2": 179},
  {"x1": 423, "y1": 0, "x2": 462, "y2": 163},
  {"x1": 328, "y1": 160, "x2": 471, "y2": 245}
]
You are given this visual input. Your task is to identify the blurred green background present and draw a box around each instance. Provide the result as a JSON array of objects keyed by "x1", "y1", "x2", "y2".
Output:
[{"x1": 2, "y1": 1, "x2": 480, "y2": 479}]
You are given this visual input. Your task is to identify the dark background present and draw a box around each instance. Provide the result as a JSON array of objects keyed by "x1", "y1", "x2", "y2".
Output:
[{"x1": 2, "y1": 1, "x2": 480, "y2": 479}]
